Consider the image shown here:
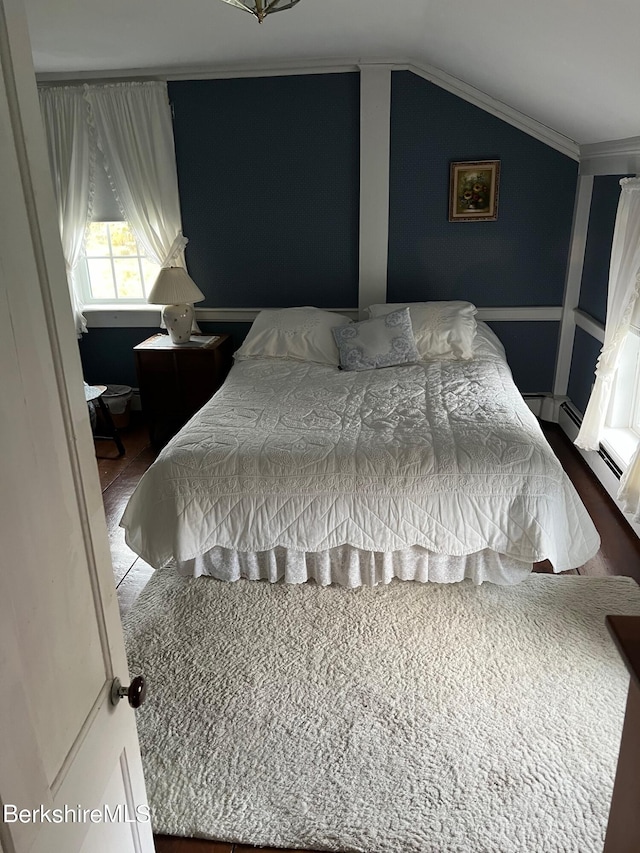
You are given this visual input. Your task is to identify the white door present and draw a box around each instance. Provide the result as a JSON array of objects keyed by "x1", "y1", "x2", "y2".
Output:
[{"x1": 0, "y1": 2, "x2": 154, "y2": 852}]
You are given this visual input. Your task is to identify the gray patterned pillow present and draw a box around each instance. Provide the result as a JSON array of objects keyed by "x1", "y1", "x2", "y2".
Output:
[{"x1": 332, "y1": 307, "x2": 419, "y2": 371}]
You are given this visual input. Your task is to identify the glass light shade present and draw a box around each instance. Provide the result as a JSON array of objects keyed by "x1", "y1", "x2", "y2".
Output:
[
  {"x1": 218, "y1": 0, "x2": 301, "y2": 23},
  {"x1": 147, "y1": 267, "x2": 205, "y2": 306}
]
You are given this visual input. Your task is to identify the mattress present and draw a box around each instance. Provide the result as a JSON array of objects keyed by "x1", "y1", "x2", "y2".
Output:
[{"x1": 121, "y1": 324, "x2": 600, "y2": 579}]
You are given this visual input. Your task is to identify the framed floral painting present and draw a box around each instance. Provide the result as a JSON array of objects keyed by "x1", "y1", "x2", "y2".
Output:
[{"x1": 449, "y1": 160, "x2": 500, "y2": 221}]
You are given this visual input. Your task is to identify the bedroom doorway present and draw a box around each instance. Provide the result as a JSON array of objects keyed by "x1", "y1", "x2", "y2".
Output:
[{"x1": 0, "y1": 1, "x2": 154, "y2": 851}]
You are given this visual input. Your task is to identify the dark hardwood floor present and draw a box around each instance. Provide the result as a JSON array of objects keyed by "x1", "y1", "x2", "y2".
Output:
[{"x1": 96, "y1": 415, "x2": 640, "y2": 853}]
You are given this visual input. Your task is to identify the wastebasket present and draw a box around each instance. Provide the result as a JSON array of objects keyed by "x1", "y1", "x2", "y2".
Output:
[{"x1": 102, "y1": 384, "x2": 132, "y2": 429}]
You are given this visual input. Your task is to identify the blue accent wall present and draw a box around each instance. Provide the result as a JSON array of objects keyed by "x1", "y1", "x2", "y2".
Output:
[
  {"x1": 568, "y1": 326, "x2": 601, "y2": 414},
  {"x1": 82, "y1": 70, "x2": 579, "y2": 397},
  {"x1": 487, "y1": 321, "x2": 560, "y2": 393},
  {"x1": 387, "y1": 71, "x2": 578, "y2": 307},
  {"x1": 169, "y1": 74, "x2": 360, "y2": 308},
  {"x1": 79, "y1": 328, "x2": 152, "y2": 388},
  {"x1": 579, "y1": 175, "x2": 626, "y2": 325}
]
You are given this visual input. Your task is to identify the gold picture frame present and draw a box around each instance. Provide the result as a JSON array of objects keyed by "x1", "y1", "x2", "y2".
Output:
[{"x1": 449, "y1": 160, "x2": 500, "y2": 222}]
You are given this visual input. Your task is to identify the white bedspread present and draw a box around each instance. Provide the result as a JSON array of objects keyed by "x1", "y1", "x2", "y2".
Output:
[{"x1": 121, "y1": 338, "x2": 600, "y2": 573}]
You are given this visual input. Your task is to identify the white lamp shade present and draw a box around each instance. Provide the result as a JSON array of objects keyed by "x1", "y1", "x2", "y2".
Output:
[{"x1": 147, "y1": 267, "x2": 205, "y2": 305}]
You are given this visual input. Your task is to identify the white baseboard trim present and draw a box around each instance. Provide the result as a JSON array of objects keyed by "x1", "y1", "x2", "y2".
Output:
[{"x1": 558, "y1": 402, "x2": 640, "y2": 541}]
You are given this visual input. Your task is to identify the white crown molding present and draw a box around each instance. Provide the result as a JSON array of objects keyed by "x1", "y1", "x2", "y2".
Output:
[
  {"x1": 573, "y1": 308, "x2": 605, "y2": 343},
  {"x1": 403, "y1": 62, "x2": 579, "y2": 161},
  {"x1": 579, "y1": 136, "x2": 640, "y2": 176},
  {"x1": 35, "y1": 57, "x2": 365, "y2": 85},
  {"x1": 36, "y1": 56, "x2": 579, "y2": 159}
]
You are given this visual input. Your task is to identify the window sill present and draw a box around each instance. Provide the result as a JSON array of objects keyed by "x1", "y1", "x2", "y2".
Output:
[
  {"x1": 601, "y1": 427, "x2": 639, "y2": 471},
  {"x1": 83, "y1": 305, "x2": 163, "y2": 328}
]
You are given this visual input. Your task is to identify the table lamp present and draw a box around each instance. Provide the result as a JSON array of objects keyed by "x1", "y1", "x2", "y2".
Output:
[{"x1": 147, "y1": 267, "x2": 205, "y2": 344}]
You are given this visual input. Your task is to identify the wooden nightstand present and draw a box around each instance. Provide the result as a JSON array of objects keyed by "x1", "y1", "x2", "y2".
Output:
[{"x1": 134, "y1": 333, "x2": 233, "y2": 449}]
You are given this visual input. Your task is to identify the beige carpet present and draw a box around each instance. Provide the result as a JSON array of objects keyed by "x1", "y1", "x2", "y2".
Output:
[{"x1": 124, "y1": 567, "x2": 640, "y2": 853}]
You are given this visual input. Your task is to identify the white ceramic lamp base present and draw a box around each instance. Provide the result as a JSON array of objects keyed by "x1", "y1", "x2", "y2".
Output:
[{"x1": 163, "y1": 303, "x2": 194, "y2": 344}]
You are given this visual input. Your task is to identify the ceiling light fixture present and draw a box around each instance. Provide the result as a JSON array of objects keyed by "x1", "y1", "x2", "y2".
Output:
[{"x1": 218, "y1": 0, "x2": 301, "y2": 24}]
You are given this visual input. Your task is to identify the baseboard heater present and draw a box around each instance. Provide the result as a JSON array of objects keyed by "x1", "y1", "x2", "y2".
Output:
[{"x1": 559, "y1": 402, "x2": 623, "y2": 480}]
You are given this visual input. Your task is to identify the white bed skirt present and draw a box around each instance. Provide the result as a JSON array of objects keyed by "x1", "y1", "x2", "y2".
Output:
[{"x1": 176, "y1": 545, "x2": 533, "y2": 587}]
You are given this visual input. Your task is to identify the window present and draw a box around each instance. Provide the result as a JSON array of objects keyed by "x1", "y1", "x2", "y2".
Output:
[
  {"x1": 81, "y1": 221, "x2": 160, "y2": 302},
  {"x1": 78, "y1": 152, "x2": 160, "y2": 305}
]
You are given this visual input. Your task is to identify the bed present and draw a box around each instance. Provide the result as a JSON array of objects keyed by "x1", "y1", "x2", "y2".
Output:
[{"x1": 121, "y1": 304, "x2": 600, "y2": 586}]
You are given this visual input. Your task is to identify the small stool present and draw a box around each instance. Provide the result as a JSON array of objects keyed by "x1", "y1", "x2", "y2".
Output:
[{"x1": 84, "y1": 383, "x2": 125, "y2": 458}]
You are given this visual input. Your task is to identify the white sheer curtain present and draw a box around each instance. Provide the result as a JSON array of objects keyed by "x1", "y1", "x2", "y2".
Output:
[
  {"x1": 575, "y1": 177, "x2": 640, "y2": 517},
  {"x1": 84, "y1": 82, "x2": 188, "y2": 269},
  {"x1": 38, "y1": 86, "x2": 94, "y2": 335}
]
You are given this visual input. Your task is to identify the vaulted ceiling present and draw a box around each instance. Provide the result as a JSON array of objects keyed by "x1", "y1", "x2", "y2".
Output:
[{"x1": 25, "y1": 0, "x2": 640, "y2": 146}]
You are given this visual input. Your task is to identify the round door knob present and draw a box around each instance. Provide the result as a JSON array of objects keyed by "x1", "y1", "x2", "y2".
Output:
[{"x1": 110, "y1": 675, "x2": 147, "y2": 708}]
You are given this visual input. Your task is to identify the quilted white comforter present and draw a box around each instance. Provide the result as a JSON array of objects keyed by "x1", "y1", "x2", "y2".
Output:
[{"x1": 122, "y1": 338, "x2": 600, "y2": 572}]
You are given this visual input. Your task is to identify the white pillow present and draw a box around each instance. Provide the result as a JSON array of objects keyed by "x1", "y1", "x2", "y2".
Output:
[
  {"x1": 235, "y1": 307, "x2": 352, "y2": 366},
  {"x1": 367, "y1": 301, "x2": 477, "y2": 360},
  {"x1": 332, "y1": 307, "x2": 420, "y2": 371}
]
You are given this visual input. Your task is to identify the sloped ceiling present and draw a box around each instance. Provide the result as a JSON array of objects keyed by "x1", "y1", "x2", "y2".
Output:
[{"x1": 25, "y1": 0, "x2": 640, "y2": 146}]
